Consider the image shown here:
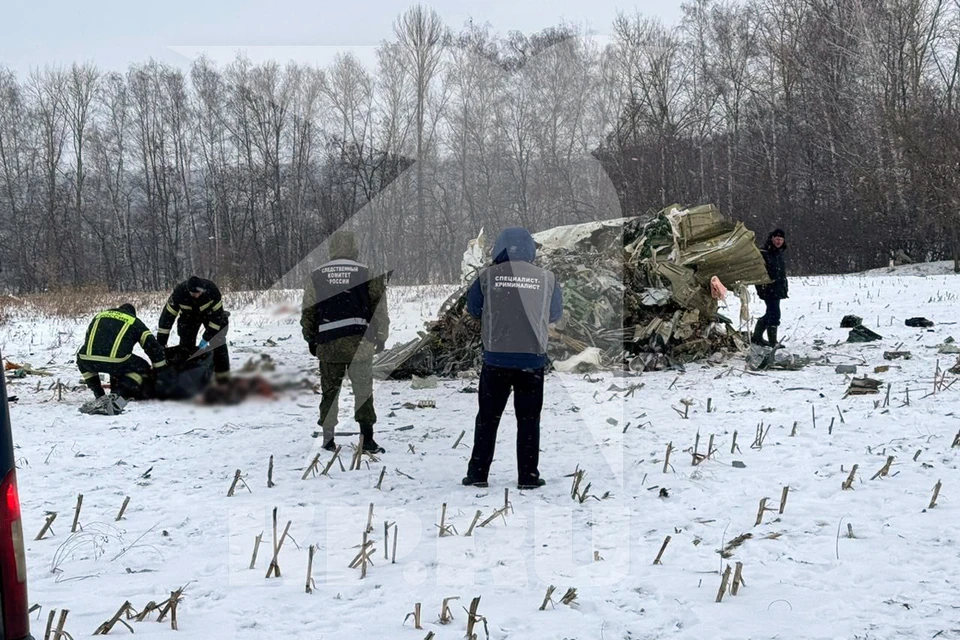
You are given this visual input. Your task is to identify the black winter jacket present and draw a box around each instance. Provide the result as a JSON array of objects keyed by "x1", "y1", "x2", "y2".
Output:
[
  {"x1": 158, "y1": 278, "x2": 228, "y2": 345},
  {"x1": 757, "y1": 236, "x2": 788, "y2": 300},
  {"x1": 78, "y1": 307, "x2": 167, "y2": 368}
]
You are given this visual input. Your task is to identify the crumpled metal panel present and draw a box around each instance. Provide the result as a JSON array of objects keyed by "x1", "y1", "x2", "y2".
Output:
[{"x1": 375, "y1": 203, "x2": 771, "y2": 378}]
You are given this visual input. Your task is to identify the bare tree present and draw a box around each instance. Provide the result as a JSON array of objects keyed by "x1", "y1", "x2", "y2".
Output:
[
  {"x1": 28, "y1": 68, "x2": 69, "y2": 287},
  {"x1": 1, "y1": 4, "x2": 960, "y2": 291},
  {"x1": 0, "y1": 68, "x2": 39, "y2": 289},
  {"x1": 394, "y1": 4, "x2": 447, "y2": 279},
  {"x1": 612, "y1": 14, "x2": 694, "y2": 206}
]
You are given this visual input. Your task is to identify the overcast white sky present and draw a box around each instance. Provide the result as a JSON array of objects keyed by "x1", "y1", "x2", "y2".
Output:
[{"x1": 1, "y1": 0, "x2": 684, "y2": 74}]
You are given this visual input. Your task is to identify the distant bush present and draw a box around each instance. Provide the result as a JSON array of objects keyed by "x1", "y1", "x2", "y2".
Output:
[
  {"x1": 0, "y1": 287, "x2": 308, "y2": 322},
  {"x1": 0, "y1": 288, "x2": 167, "y2": 321}
]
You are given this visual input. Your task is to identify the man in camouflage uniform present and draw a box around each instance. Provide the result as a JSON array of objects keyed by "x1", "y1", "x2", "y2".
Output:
[{"x1": 301, "y1": 231, "x2": 389, "y2": 453}]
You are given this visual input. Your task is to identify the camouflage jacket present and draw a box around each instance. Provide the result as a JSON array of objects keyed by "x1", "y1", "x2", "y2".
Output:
[{"x1": 300, "y1": 231, "x2": 389, "y2": 363}]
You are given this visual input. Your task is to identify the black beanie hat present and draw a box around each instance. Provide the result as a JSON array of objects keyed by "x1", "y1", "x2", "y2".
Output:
[
  {"x1": 118, "y1": 303, "x2": 136, "y2": 316},
  {"x1": 187, "y1": 276, "x2": 204, "y2": 293},
  {"x1": 771, "y1": 228, "x2": 786, "y2": 238}
]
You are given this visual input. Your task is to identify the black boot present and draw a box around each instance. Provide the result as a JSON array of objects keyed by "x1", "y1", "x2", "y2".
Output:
[
  {"x1": 767, "y1": 326, "x2": 779, "y2": 348},
  {"x1": 363, "y1": 439, "x2": 385, "y2": 454},
  {"x1": 363, "y1": 439, "x2": 384, "y2": 454},
  {"x1": 360, "y1": 425, "x2": 385, "y2": 454},
  {"x1": 462, "y1": 476, "x2": 489, "y2": 488},
  {"x1": 751, "y1": 320, "x2": 768, "y2": 346},
  {"x1": 89, "y1": 381, "x2": 106, "y2": 399},
  {"x1": 518, "y1": 478, "x2": 546, "y2": 490}
]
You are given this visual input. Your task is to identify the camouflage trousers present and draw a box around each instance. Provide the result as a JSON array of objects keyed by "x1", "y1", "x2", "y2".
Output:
[{"x1": 318, "y1": 358, "x2": 377, "y2": 444}]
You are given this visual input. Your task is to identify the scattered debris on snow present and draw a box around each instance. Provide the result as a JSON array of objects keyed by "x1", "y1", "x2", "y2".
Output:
[{"x1": 375, "y1": 204, "x2": 770, "y2": 379}]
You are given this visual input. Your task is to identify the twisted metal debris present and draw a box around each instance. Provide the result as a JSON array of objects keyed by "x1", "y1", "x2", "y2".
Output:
[{"x1": 374, "y1": 204, "x2": 770, "y2": 379}]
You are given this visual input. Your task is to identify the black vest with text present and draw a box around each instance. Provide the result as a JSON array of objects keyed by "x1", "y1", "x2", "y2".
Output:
[{"x1": 311, "y1": 259, "x2": 373, "y2": 344}]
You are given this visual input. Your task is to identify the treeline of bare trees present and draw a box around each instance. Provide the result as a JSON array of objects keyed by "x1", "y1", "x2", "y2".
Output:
[
  {"x1": 1, "y1": 1, "x2": 959, "y2": 293},
  {"x1": 604, "y1": 0, "x2": 960, "y2": 275}
]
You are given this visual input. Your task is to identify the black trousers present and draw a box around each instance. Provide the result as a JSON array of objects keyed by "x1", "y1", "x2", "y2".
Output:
[
  {"x1": 467, "y1": 364, "x2": 544, "y2": 484},
  {"x1": 77, "y1": 355, "x2": 152, "y2": 399},
  {"x1": 761, "y1": 297, "x2": 782, "y2": 327},
  {"x1": 178, "y1": 316, "x2": 230, "y2": 375}
]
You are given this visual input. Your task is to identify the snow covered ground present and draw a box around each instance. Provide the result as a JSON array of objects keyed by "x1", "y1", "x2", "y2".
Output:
[
  {"x1": 861, "y1": 259, "x2": 960, "y2": 278},
  {"x1": 2, "y1": 270, "x2": 960, "y2": 640}
]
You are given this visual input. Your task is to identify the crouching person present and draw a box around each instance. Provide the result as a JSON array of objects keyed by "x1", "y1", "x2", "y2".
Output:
[
  {"x1": 77, "y1": 303, "x2": 172, "y2": 400},
  {"x1": 463, "y1": 227, "x2": 563, "y2": 490},
  {"x1": 301, "y1": 231, "x2": 389, "y2": 454}
]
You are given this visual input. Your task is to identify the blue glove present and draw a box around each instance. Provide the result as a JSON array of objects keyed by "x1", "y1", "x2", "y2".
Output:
[{"x1": 199, "y1": 339, "x2": 209, "y2": 349}]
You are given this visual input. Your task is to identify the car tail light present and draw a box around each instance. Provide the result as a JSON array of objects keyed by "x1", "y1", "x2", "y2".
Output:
[{"x1": 0, "y1": 469, "x2": 30, "y2": 638}]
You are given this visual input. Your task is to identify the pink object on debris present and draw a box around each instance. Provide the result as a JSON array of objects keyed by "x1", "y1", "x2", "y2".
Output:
[{"x1": 710, "y1": 276, "x2": 728, "y2": 301}]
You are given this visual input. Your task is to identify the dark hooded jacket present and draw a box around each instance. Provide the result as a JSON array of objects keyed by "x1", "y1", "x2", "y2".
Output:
[
  {"x1": 467, "y1": 227, "x2": 563, "y2": 369},
  {"x1": 78, "y1": 305, "x2": 167, "y2": 369},
  {"x1": 157, "y1": 276, "x2": 228, "y2": 346},
  {"x1": 756, "y1": 232, "x2": 788, "y2": 300},
  {"x1": 301, "y1": 230, "x2": 389, "y2": 363}
]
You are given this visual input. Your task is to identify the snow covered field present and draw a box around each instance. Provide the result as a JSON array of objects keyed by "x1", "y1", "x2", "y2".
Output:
[{"x1": 2, "y1": 270, "x2": 960, "y2": 640}]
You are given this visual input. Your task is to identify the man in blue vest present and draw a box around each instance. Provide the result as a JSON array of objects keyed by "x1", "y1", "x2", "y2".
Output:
[
  {"x1": 462, "y1": 227, "x2": 563, "y2": 490},
  {"x1": 301, "y1": 231, "x2": 389, "y2": 453}
]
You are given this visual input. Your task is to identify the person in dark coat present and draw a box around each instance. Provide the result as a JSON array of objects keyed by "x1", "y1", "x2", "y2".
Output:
[
  {"x1": 77, "y1": 303, "x2": 172, "y2": 400},
  {"x1": 301, "y1": 231, "x2": 389, "y2": 454},
  {"x1": 157, "y1": 276, "x2": 231, "y2": 381},
  {"x1": 462, "y1": 227, "x2": 563, "y2": 490},
  {"x1": 753, "y1": 229, "x2": 788, "y2": 346}
]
